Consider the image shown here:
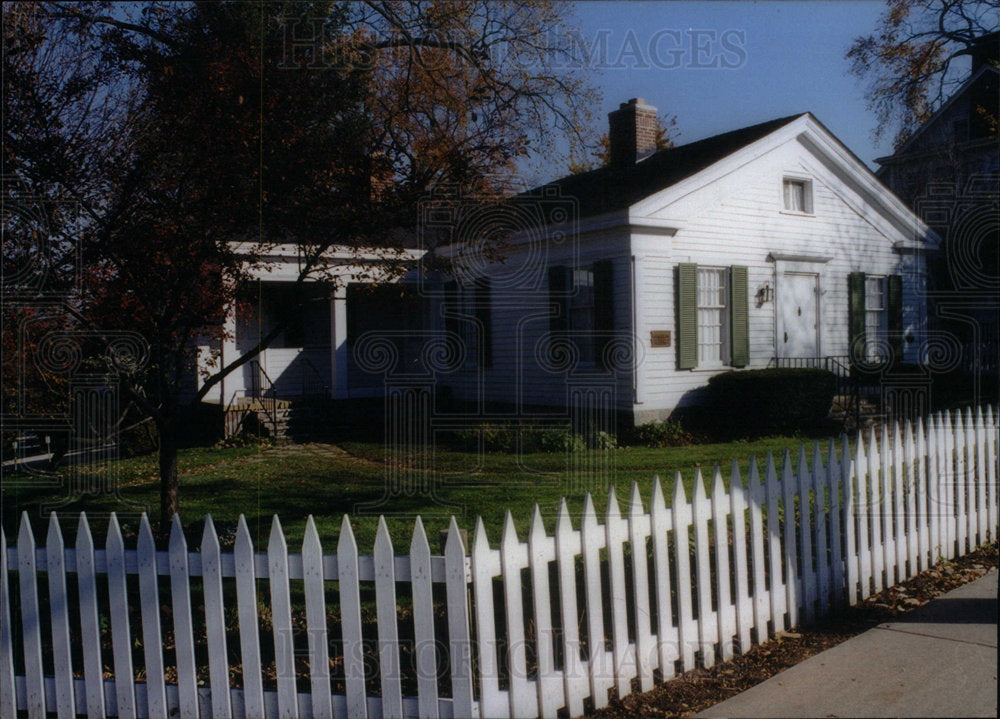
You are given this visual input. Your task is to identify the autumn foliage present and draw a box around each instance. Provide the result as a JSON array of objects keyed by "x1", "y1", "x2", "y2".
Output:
[{"x1": 3, "y1": 0, "x2": 598, "y2": 524}]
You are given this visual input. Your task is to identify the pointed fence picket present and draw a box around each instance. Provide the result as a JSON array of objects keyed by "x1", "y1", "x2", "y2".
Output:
[
  {"x1": 671, "y1": 475, "x2": 697, "y2": 671},
  {"x1": 471, "y1": 518, "x2": 503, "y2": 719},
  {"x1": 711, "y1": 470, "x2": 735, "y2": 663},
  {"x1": 76, "y1": 513, "x2": 106, "y2": 719},
  {"x1": 828, "y1": 441, "x2": 844, "y2": 604},
  {"x1": 18, "y1": 514, "x2": 44, "y2": 719},
  {"x1": 5, "y1": 407, "x2": 998, "y2": 719},
  {"x1": 812, "y1": 444, "x2": 830, "y2": 615},
  {"x1": 169, "y1": 514, "x2": 200, "y2": 719},
  {"x1": 728, "y1": 464, "x2": 752, "y2": 655},
  {"x1": 628, "y1": 484, "x2": 655, "y2": 692},
  {"x1": 268, "y1": 516, "x2": 298, "y2": 719},
  {"x1": 528, "y1": 507, "x2": 560, "y2": 718},
  {"x1": 201, "y1": 515, "x2": 232, "y2": 719},
  {"x1": 975, "y1": 409, "x2": 987, "y2": 546},
  {"x1": 374, "y1": 517, "x2": 403, "y2": 719},
  {"x1": 500, "y1": 512, "x2": 533, "y2": 719},
  {"x1": 747, "y1": 460, "x2": 770, "y2": 640},
  {"x1": 580, "y1": 492, "x2": 613, "y2": 709},
  {"x1": 988, "y1": 407, "x2": 998, "y2": 541},
  {"x1": 337, "y1": 516, "x2": 367, "y2": 719},
  {"x1": 915, "y1": 420, "x2": 929, "y2": 571},
  {"x1": 106, "y1": 514, "x2": 136, "y2": 719},
  {"x1": 1, "y1": 528, "x2": 16, "y2": 719},
  {"x1": 45, "y1": 515, "x2": 74, "y2": 719},
  {"x1": 554, "y1": 500, "x2": 586, "y2": 717},
  {"x1": 605, "y1": 489, "x2": 633, "y2": 696},
  {"x1": 137, "y1": 514, "x2": 167, "y2": 719},
  {"x1": 796, "y1": 448, "x2": 815, "y2": 625},
  {"x1": 692, "y1": 471, "x2": 715, "y2": 669},
  {"x1": 444, "y1": 518, "x2": 475, "y2": 719},
  {"x1": 234, "y1": 514, "x2": 266, "y2": 719},
  {"x1": 649, "y1": 477, "x2": 679, "y2": 681}
]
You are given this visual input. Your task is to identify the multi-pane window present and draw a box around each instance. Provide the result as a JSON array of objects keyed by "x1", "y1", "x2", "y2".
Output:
[
  {"x1": 865, "y1": 275, "x2": 887, "y2": 360},
  {"x1": 697, "y1": 267, "x2": 729, "y2": 366},
  {"x1": 443, "y1": 279, "x2": 492, "y2": 368},
  {"x1": 550, "y1": 262, "x2": 614, "y2": 368},
  {"x1": 569, "y1": 267, "x2": 596, "y2": 361},
  {"x1": 783, "y1": 178, "x2": 813, "y2": 213}
]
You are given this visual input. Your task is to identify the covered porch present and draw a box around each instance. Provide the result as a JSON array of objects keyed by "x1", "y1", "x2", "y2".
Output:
[{"x1": 196, "y1": 244, "x2": 428, "y2": 411}]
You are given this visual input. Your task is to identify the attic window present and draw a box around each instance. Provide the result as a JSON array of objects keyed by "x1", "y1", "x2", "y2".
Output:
[{"x1": 782, "y1": 178, "x2": 813, "y2": 214}]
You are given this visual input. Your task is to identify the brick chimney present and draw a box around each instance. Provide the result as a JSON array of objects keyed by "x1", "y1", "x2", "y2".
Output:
[{"x1": 608, "y1": 98, "x2": 658, "y2": 167}]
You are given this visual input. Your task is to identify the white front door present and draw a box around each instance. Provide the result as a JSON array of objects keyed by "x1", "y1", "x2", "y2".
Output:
[{"x1": 778, "y1": 272, "x2": 819, "y2": 358}]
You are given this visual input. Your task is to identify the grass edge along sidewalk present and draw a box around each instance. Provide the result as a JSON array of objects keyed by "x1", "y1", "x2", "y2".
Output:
[
  {"x1": 591, "y1": 542, "x2": 999, "y2": 718},
  {"x1": 3, "y1": 407, "x2": 997, "y2": 719}
]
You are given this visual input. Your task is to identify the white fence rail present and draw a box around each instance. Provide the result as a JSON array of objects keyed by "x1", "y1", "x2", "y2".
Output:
[{"x1": 3, "y1": 407, "x2": 998, "y2": 719}]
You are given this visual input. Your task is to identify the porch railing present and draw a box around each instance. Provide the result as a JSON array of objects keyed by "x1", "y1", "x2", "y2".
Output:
[
  {"x1": 768, "y1": 355, "x2": 861, "y2": 429},
  {"x1": 223, "y1": 361, "x2": 279, "y2": 439}
]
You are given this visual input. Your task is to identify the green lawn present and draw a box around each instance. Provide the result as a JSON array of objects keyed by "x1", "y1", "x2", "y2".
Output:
[{"x1": 2, "y1": 434, "x2": 847, "y2": 551}]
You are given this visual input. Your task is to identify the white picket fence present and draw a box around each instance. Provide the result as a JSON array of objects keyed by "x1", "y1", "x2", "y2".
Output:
[{"x1": 3, "y1": 406, "x2": 998, "y2": 719}]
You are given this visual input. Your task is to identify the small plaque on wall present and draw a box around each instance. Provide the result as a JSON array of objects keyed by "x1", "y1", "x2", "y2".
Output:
[{"x1": 650, "y1": 330, "x2": 671, "y2": 348}]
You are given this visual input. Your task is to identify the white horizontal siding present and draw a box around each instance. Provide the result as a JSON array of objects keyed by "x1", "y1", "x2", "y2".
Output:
[
  {"x1": 632, "y1": 139, "x2": 928, "y2": 419},
  {"x1": 443, "y1": 233, "x2": 635, "y2": 415}
]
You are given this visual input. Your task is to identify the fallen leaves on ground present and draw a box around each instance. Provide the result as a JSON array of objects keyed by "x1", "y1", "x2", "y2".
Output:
[{"x1": 590, "y1": 542, "x2": 998, "y2": 718}]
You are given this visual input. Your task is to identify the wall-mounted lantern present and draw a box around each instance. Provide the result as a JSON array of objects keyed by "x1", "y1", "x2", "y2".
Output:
[{"x1": 756, "y1": 281, "x2": 774, "y2": 307}]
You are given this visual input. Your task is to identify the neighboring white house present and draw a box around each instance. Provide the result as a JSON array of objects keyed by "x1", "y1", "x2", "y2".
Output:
[
  {"x1": 875, "y1": 50, "x2": 998, "y2": 377},
  {"x1": 200, "y1": 99, "x2": 939, "y2": 427},
  {"x1": 196, "y1": 243, "x2": 426, "y2": 409},
  {"x1": 438, "y1": 100, "x2": 939, "y2": 424}
]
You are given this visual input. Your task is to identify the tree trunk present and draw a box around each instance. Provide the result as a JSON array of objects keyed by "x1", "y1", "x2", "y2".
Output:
[{"x1": 159, "y1": 420, "x2": 179, "y2": 530}]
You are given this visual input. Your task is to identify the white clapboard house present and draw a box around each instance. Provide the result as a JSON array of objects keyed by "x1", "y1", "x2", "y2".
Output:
[
  {"x1": 201, "y1": 99, "x2": 938, "y2": 430},
  {"x1": 435, "y1": 99, "x2": 939, "y2": 425}
]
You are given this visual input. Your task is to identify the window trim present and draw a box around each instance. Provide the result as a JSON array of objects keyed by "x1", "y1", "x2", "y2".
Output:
[
  {"x1": 549, "y1": 261, "x2": 614, "y2": 369},
  {"x1": 695, "y1": 266, "x2": 730, "y2": 368},
  {"x1": 864, "y1": 274, "x2": 888, "y2": 361},
  {"x1": 678, "y1": 263, "x2": 748, "y2": 371},
  {"x1": 567, "y1": 265, "x2": 598, "y2": 367},
  {"x1": 780, "y1": 176, "x2": 814, "y2": 216}
]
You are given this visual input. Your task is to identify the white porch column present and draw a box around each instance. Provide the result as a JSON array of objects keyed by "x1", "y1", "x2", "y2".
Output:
[
  {"x1": 220, "y1": 301, "x2": 239, "y2": 407},
  {"x1": 331, "y1": 286, "x2": 349, "y2": 398}
]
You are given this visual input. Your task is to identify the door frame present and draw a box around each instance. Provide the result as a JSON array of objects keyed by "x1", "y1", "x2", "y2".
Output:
[
  {"x1": 777, "y1": 271, "x2": 820, "y2": 359},
  {"x1": 768, "y1": 253, "x2": 831, "y2": 361}
]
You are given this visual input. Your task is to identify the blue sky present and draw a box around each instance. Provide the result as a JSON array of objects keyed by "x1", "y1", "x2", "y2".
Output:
[{"x1": 523, "y1": 1, "x2": 892, "y2": 185}]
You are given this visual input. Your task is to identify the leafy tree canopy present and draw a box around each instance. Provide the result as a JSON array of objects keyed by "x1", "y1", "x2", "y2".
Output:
[
  {"x1": 847, "y1": 0, "x2": 999, "y2": 148},
  {"x1": 3, "y1": 0, "x2": 599, "y2": 524}
]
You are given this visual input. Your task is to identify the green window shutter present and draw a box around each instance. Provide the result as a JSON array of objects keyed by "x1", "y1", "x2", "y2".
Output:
[
  {"x1": 848, "y1": 272, "x2": 866, "y2": 363},
  {"x1": 887, "y1": 274, "x2": 903, "y2": 364},
  {"x1": 729, "y1": 266, "x2": 749, "y2": 367},
  {"x1": 677, "y1": 263, "x2": 698, "y2": 370},
  {"x1": 475, "y1": 278, "x2": 492, "y2": 368},
  {"x1": 548, "y1": 265, "x2": 569, "y2": 333},
  {"x1": 593, "y1": 260, "x2": 614, "y2": 367}
]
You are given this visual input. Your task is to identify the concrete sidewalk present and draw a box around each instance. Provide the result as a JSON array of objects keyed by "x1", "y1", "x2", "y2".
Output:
[{"x1": 699, "y1": 569, "x2": 998, "y2": 718}]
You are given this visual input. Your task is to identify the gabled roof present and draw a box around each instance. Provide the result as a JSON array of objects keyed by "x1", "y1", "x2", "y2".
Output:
[{"x1": 521, "y1": 114, "x2": 804, "y2": 219}]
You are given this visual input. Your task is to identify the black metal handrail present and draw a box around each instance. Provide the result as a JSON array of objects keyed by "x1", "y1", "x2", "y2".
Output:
[
  {"x1": 767, "y1": 355, "x2": 861, "y2": 430},
  {"x1": 223, "y1": 360, "x2": 280, "y2": 439},
  {"x1": 252, "y1": 361, "x2": 279, "y2": 436}
]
